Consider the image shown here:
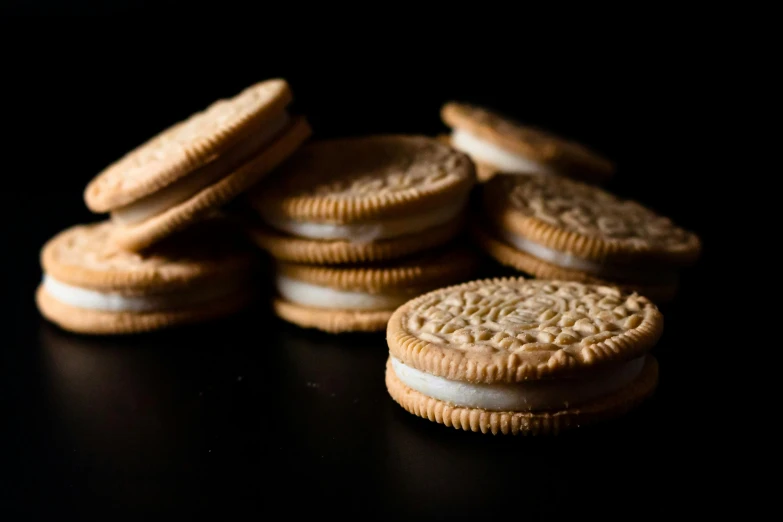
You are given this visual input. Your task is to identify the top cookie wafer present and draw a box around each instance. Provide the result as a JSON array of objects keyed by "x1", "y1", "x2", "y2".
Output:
[
  {"x1": 85, "y1": 79, "x2": 292, "y2": 212},
  {"x1": 387, "y1": 277, "x2": 663, "y2": 384},
  {"x1": 41, "y1": 219, "x2": 255, "y2": 293},
  {"x1": 483, "y1": 173, "x2": 702, "y2": 265},
  {"x1": 441, "y1": 102, "x2": 614, "y2": 182},
  {"x1": 250, "y1": 135, "x2": 476, "y2": 223}
]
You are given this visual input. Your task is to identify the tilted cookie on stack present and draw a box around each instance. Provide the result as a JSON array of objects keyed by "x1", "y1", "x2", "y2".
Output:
[
  {"x1": 36, "y1": 218, "x2": 258, "y2": 335},
  {"x1": 472, "y1": 173, "x2": 701, "y2": 302},
  {"x1": 385, "y1": 277, "x2": 663, "y2": 435},
  {"x1": 36, "y1": 79, "x2": 311, "y2": 335},
  {"x1": 83, "y1": 78, "x2": 311, "y2": 252},
  {"x1": 439, "y1": 102, "x2": 615, "y2": 183},
  {"x1": 246, "y1": 135, "x2": 479, "y2": 333}
]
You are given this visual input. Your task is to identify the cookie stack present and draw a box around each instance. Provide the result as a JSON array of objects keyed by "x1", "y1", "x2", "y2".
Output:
[
  {"x1": 472, "y1": 173, "x2": 701, "y2": 302},
  {"x1": 37, "y1": 79, "x2": 311, "y2": 334},
  {"x1": 440, "y1": 102, "x2": 615, "y2": 183},
  {"x1": 245, "y1": 135, "x2": 479, "y2": 333}
]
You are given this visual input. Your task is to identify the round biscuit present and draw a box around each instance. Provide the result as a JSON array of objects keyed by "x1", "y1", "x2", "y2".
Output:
[
  {"x1": 250, "y1": 135, "x2": 476, "y2": 224},
  {"x1": 386, "y1": 277, "x2": 663, "y2": 383},
  {"x1": 482, "y1": 173, "x2": 702, "y2": 266},
  {"x1": 40, "y1": 219, "x2": 256, "y2": 292},
  {"x1": 111, "y1": 117, "x2": 311, "y2": 252},
  {"x1": 441, "y1": 102, "x2": 614, "y2": 183},
  {"x1": 85, "y1": 79, "x2": 293, "y2": 212}
]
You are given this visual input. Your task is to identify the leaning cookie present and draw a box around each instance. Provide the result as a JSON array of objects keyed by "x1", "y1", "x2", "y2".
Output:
[
  {"x1": 441, "y1": 102, "x2": 614, "y2": 183},
  {"x1": 272, "y1": 247, "x2": 478, "y2": 333},
  {"x1": 36, "y1": 220, "x2": 257, "y2": 335},
  {"x1": 84, "y1": 79, "x2": 311, "y2": 252},
  {"x1": 247, "y1": 135, "x2": 476, "y2": 264},
  {"x1": 385, "y1": 278, "x2": 662, "y2": 435},
  {"x1": 473, "y1": 174, "x2": 701, "y2": 302}
]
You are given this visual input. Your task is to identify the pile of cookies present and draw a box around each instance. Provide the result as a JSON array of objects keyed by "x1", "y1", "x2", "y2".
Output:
[
  {"x1": 35, "y1": 78, "x2": 702, "y2": 435},
  {"x1": 243, "y1": 136, "x2": 479, "y2": 332}
]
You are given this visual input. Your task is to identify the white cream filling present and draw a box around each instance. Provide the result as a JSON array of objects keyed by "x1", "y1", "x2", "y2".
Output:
[
  {"x1": 276, "y1": 275, "x2": 410, "y2": 311},
  {"x1": 500, "y1": 229, "x2": 608, "y2": 274},
  {"x1": 450, "y1": 128, "x2": 556, "y2": 176},
  {"x1": 262, "y1": 193, "x2": 467, "y2": 243},
  {"x1": 42, "y1": 273, "x2": 244, "y2": 313},
  {"x1": 112, "y1": 112, "x2": 291, "y2": 225},
  {"x1": 498, "y1": 229, "x2": 675, "y2": 281},
  {"x1": 391, "y1": 356, "x2": 645, "y2": 412}
]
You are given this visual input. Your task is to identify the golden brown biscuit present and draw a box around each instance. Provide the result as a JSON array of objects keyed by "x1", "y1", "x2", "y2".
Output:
[
  {"x1": 384, "y1": 277, "x2": 663, "y2": 435},
  {"x1": 83, "y1": 79, "x2": 310, "y2": 252},
  {"x1": 441, "y1": 102, "x2": 614, "y2": 183},
  {"x1": 37, "y1": 220, "x2": 257, "y2": 335},
  {"x1": 111, "y1": 118, "x2": 311, "y2": 251},
  {"x1": 471, "y1": 174, "x2": 700, "y2": 301},
  {"x1": 247, "y1": 135, "x2": 476, "y2": 263},
  {"x1": 85, "y1": 79, "x2": 293, "y2": 211}
]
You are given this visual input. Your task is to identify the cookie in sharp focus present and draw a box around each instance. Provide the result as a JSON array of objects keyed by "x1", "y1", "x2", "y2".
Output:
[
  {"x1": 472, "y1": 173, "x2": 701, "y2": 302},
  {"x1": 36, "y1": 219, "x2": 258, "y2": 335},
  {"x1": 272, "y1": 246, "x2": 479, "y2": 333},
  {"x1": 441, "y1": 102, "x2": 614, "y2": 183},
  {"x1": 247, "y1": 135, "x2": 476, "y2": 264},
  {"x1": 385, "y1": 277, "x2": 662, "y2": 435},
  {"x1": 84, "y1": 79, "x2": 311, "y2": 252}
]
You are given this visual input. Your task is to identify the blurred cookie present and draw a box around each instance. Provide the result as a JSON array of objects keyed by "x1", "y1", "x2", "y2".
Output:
[
  {"x1": 84, "y1": 79, "x2": 311, "y2": 251},
  {"x1": 473, "y1": 174, "x2": 701, "y2": 302},
  {"x1": 248, "y1": 135, "x2": 476, "y2": 264},
  {"x1": 441, "y1": 102, "x2": 614, "y2": 182},
  {"x1": 36, "y1": 220, "x2": 257, "y2": 334},
  {"x1": 385, "y1": 278, "x2": 662, "y2": 435},
  {"x1": 272, "y1": 247, "x2": 478, "y2": 333}
]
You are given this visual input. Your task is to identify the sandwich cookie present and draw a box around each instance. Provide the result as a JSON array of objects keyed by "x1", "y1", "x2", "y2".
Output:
[
  {"x1": 385, "y1": 278, "x2": 663, "y2": 435},
  {"x1": 84, "y1": 79, "x2": 311, "y2": 252},
  {"x1": 273, "y1": 247, "x2": 478, "y2": 333},
  {"x1": 248, "y1": 135, "x2": 476, "y2": 264},
  {"x1": 473, "y1": 174, "x2": 701, "y2": 302},
  {"x1": 441, "y1": 102, "x2": 614, "y2": 183},
  {"x1": 36, "y1": 220, "x2": 257, "y2": 335}
]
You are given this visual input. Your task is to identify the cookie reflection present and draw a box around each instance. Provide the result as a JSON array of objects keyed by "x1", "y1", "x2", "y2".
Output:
[{"x1": 379, "y1": 380, "x2": 662, "y2": 515}]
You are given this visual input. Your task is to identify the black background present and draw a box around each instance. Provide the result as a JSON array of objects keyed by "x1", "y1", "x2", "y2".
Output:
[{"x1": 1, "y1": 18, "x2": 722, "y2": 520}]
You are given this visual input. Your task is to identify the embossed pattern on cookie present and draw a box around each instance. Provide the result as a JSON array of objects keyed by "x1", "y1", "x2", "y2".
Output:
[
  {"x1": 85, "y1": 79, "x2": 293, "y2": 212},
  {"x1": 388, "y1": 278, "x2": 663, "y2": 383},
  {"x1": 385, "y1": 277, "x2": 662, "y2": 435},
  {"x1": 252, "y1": 135, "x2": 476, "y2": 224},
  {"x1": 483, "y1": 173, "x2": 701, "y2": 265}
]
